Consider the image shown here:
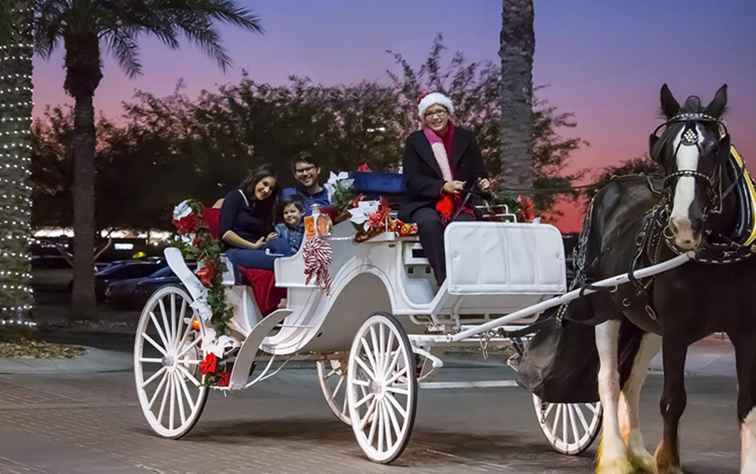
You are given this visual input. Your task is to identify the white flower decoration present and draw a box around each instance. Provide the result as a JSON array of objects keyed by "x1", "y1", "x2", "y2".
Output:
[
  {"x1": 348, "y1": 200, "x2": 380, "y2": 226},
  {"x1": 173, "y1": 200, "x2": 193, "y2": 221},
  {"x1": 324, "y1": 171, "x2": 354, "y2": 203},
  {"x1": 200, "y1": 327, "x2": 240, "y2": 359}
]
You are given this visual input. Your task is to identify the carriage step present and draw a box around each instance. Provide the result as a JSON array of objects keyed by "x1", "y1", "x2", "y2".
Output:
[{"x1": 418, "y1": 380, "x2": 519, "y2": 390}]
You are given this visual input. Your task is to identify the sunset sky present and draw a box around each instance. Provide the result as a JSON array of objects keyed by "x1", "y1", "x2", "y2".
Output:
[{"x1": 32, "y1": 0, "x2": 756, "y2": 231}]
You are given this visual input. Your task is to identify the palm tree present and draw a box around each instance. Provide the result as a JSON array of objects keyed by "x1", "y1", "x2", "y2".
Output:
[
  {"x1": 33, "y1": 0, "x2": 263, "y2": 319},
  {"x1": 0, "y1": 1, "x2": 34, "y2": 324},
  {"x1": 499, "y1": 0, "x2": 535, "y2": 191}
]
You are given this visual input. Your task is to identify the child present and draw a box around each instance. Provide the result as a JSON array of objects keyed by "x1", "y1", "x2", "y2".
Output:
[{"x1": 265, "y1": 199, "x2": 305, "y2": 256}]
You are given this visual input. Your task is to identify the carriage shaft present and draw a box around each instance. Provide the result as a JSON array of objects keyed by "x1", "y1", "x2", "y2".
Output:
[{"x1": 448, "y1": 253, "x2": 692, "y2": 343}]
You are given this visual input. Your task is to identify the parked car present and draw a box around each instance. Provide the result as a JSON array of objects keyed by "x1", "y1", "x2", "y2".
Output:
[
  {"x1": 105, "y1": 264, "x2": 196, "y2": 309},
  {"x1": 80, "y1": 260, "x2": 167, "y2": 301}
]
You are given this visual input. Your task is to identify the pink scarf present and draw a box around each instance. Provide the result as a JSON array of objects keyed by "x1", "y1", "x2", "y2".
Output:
[{"x1": 422, "y1": 122, "x2": 455, "y2": 180}]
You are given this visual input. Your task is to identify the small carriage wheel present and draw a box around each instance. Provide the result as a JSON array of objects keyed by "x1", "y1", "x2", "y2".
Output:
[
  {"x1": 532, "y1": 394, "x2": 602, "y2": 455},
  {"x1": 347, "y1": 312, "x2": 417, "y2": 464},
  {"x1": 316, "y1": 354, "x2": 351, "y2": 425},
  {"x1": 134, "y1": 285, "x2": 209, "y2": 439}
]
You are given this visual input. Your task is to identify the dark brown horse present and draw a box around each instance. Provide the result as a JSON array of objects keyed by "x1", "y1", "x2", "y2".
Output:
[{"x1": 568, "y1": 84, "x2": 756, "y2": 473}]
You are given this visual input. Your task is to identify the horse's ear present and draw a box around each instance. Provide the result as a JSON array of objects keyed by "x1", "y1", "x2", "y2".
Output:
[
  {"x1": 706, "y1": 84, "x2": 728, "y2": 117},
  {"x1": 660, "y1": 84, "x2": 680, "y2": 118}
]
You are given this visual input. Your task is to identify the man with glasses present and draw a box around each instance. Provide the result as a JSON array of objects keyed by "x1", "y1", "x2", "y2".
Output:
[{"x1": 280, "y1": 151, "x2": 330, "y2": 215}]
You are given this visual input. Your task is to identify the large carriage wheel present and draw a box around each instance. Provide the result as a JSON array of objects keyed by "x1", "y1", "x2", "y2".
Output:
[
  {"x1": 347, "y1": 312, "x2": 417, "y2": 464},
  {"x1": 134, "y1": 285, "x2": 208, "y2": 439},
  {"x1": 316, "y1": 354, "x2": 351, "y2": 425},
  {"x1": 532, "y1": 394, "x2": 602, "y2": 455}
]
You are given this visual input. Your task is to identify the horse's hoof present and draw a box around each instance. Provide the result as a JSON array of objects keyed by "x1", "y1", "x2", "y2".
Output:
[
  {"x1": 656, "y1": 467, "x2": 683, "y2": 474},
  {"x1": 596, "y1": 458, "x2": 636, "y2": 474},
  {"x1": 629, "y1": 450, "x2": 658, "y2": 473}
]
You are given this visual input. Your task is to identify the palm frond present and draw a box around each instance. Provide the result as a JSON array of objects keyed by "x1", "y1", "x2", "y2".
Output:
[{"x1": 106, "y1": 27, "x2": 142, "y2": 77}]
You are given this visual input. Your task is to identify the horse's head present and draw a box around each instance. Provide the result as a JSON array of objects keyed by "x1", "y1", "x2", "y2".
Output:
[{"x1": 649, "y1": 84, "x2": 731, "y2": 250}]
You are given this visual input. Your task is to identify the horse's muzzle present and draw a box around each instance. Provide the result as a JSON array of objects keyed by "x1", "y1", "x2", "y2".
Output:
[{"x1": 668, "y1": 217, "x2": 702, "y2": 250}]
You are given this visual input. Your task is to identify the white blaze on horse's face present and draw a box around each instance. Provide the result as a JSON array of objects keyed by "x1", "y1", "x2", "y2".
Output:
[{"x1": 669, "y1": 125, "x2": 704, "y2": 250}]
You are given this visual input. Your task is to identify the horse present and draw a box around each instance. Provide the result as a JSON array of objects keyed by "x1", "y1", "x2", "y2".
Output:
[{"x1": 566, "y1": 83, "x2": 756, "y2": 474}]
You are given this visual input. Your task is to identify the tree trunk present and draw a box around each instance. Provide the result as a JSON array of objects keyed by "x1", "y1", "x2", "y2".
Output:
[
  {"x1": 499, "y1": 0, "x2": 535, "y2": 191},
  {"x1": 64, "y1": 34, "x2": 102, "y2": 320},
  {"x1": 70, "y1": 93, "x2": 97, "y2": 319},
  {"x1": 0, "y1": 1, "x2": 34, "y2": 324}
]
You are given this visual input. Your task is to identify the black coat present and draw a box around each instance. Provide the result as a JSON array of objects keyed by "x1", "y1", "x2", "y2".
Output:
[{"x1": 400, "y1": 127, "x2": 487, "y2": 220}]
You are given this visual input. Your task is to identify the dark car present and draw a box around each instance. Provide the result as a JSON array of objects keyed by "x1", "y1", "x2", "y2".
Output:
[
  {"x1": 105, "y1": 264, "x2": 196, "y2": 309},
  {"x1": 89, "y1": 260, "x2": 166, "y2": 301}
]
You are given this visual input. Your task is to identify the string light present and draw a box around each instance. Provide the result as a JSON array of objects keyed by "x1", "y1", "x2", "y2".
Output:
[{"x1": 0, "y1": 7, "x2": 34, "y2": 320}]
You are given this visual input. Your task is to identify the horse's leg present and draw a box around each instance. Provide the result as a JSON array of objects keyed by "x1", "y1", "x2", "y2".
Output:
[
  {"x1": 596, "y1": 320, "x2": 634, "y2": 474},
  {"x1": 618, "y1": 332, "x2": 661, "y2": 473},
  {"x1": 654, "y1": 338, "x2": 688, "y2": 474},
  {"x1": 732, "y1": 331, "x2": 756, "y2": 473}
]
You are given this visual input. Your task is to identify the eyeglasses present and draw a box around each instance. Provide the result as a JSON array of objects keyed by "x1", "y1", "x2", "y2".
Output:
[
  {"x1": 295, "y1": 165, "x2": 316, "y2": 174},
  {"x1": 424, "y1": 109, "x2": 448, "y2": 119}
]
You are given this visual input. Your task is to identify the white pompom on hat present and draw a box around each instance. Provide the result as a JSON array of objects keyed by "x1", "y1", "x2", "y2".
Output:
[{"x1": 418, "y1": 92, "x2": 454, "y2": 119}]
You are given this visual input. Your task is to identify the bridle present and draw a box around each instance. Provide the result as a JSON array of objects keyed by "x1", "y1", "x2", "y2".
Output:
[
  {"x1": 650, "y1": 112, "x2": 731, "y2": 219},
  {"x1": 647, "y1": 112, "x2": 754, "y2": 264}
]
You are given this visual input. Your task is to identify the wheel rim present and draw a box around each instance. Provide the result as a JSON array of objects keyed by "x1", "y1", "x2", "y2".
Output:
[
  {"x1": 134, "y1": 286, "x2": 208, "y2": 438},
  {"x1": 347, "y1": 314, "x2": 416, "y2": 463},
  {"x1": 316, "y1": 355, "x2": 351, "y2": 425},
  {"x1": 532, "y1": 394, "x2": 602, "y2": 455}
]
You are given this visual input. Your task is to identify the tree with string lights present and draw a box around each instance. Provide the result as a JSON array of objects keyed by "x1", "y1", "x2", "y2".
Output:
[{"x1": 0, "y1": 1, "x2": 35, "y2": 327}]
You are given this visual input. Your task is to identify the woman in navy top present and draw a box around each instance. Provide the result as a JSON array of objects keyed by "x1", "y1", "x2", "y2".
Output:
[{"x1": 220, "y1": 165, "x2": 280, "y2": 271}]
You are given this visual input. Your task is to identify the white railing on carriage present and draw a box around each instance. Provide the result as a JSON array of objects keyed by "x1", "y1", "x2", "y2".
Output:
[{"x1": 408, "y1": 252, "x2": 693, "y2": 345}]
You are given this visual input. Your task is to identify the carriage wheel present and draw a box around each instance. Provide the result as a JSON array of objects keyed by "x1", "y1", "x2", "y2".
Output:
[
  {"x1": 532, "y1": 394, "x2": 602, "y2": 455},
  {"x1": 316, "y1": 354, "x2": 351, "y2": 425},
  {"x1": 134, "y1": 285, "x2": 208, "y2": 439},
  {"x1": 347, "y1": 312, "x2": 417, "y2": 464}
]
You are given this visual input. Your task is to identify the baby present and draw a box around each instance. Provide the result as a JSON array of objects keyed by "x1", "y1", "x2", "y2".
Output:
[{"x1": 265, "y1": 199, "x2": 305, "y2": 256}]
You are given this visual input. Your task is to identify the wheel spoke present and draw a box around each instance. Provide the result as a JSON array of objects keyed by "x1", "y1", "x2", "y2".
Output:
[
  {"x1": 384, "y1": 330, "x2": 396, "y2": 372},
  {"x1": 369, "y1": 326, "x2": 380, "y2": 371},
  {"x1": 384, "y1": 395, "x2": 402, "y2": 441},
  {"x1": 341, "y1": 390, "x2": 349, "y2": 417},
  {"x1": 174, "y1": 372, "x2": 187, "y2": 426},
  {"x1": 383, "y1": 349, "x2": 402, "y2": 383},
  {"x1": 366, "y1": 399, "x2": 378, "y2": 444},
  {"x1": 177, "y1": 335, "x2": 201, "y2": 358},
  {"x1": 550, "y1": 404, "x2": 562, "y2": 435},
  {"x1": 170, "y1": 294, "x2": 178, "y2": 347},
  {"x1": 352, "y1": 378, "x2": 370, "y2": 387},
  {"x1": 330, "y1": 376, "x2": 344, "y2": 400},
  {"x1": 385, "y1": 385, "x2": 409, "y2": 396},
  {"x1": 142, "y1": 333, "x2": 167, "y2": 357},
  {"x1": 543, "y1": 402, "x2": 555, "y2": 419},
  {"x1": 148, "y1": 369, "x2": 170, "y2": 408},
  {"x1": 378, "y1": 324, "x2": 386, "y2": 373},
  {"x1": 384, "y1": 392, "x2": 408, "y2": 419},
  {"x1": 376, "y1": 400, "x2": 385, "y2": 452},
  {"x1": 140, "y1": 358, "x2": 163, "y2": 364},
  {"x1": 158, "y1": 299, "x2": 173, "y2": 345},
  {"x1": 360, "y1": 338, "x2": 379, "y2": 372},
  {"x1": 355, "y1": 356, "x2": 376, "y2": 380},
  {"x1": 562, "y1": 402, "x2": 568, "y2": 445},
  {"x1": 157, "y1": 373, "x2": 170, "y2": 424},
  {"x1": 177, "y1": 358, "x2": 200, "y2": 365},
  {"x1": 381, "y1": 402, "x2": 393, "y2": 449},
  {"x1": 354, "y1": 392, "x2": 374, "y2": 408},
  {"x1": 142, "y1": 366, "x2": 167, "y2": 389},
  {"x1": 176, "y1": 369, "x2": 196, "y2": 413},
  {"x1": 177, "y1": 364, "x2": 201, "y2": 387},
  {"x1": 568, "y1": 404, "x2": 580, "y2": 444},
  {"x1": 149, "y1": 312, "x2": 170, "y2": 350},
  {"x1": 168, "y1": 372, "x2": 176, "y2": 430},
  {"x1": 586, "y1": 402, "x2": 600, "y2": 415},
  {"x1": 574, "y1": 403, "x2": 591, "y2": 432}
]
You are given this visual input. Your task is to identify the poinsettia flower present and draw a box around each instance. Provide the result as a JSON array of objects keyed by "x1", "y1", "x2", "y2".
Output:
[
  {"x1": 195, "y1": 260, "x2": 217, "y2": 288},
  {"x1": 199, "y1": 353, "x2": 218, "y2": 375},
  {"x1": 217, "y1": 371, "x2": 231, "y2": 387}
]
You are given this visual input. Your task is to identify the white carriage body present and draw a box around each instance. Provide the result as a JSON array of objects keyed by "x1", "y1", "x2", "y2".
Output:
[{"x1": 264, "y1": 220, "x2": 566, "y2": 355}]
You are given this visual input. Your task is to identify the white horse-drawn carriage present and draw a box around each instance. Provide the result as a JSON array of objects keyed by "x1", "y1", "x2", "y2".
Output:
[{"x1": 133, "y1": 184, "x2": 689, "y2": 464}]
